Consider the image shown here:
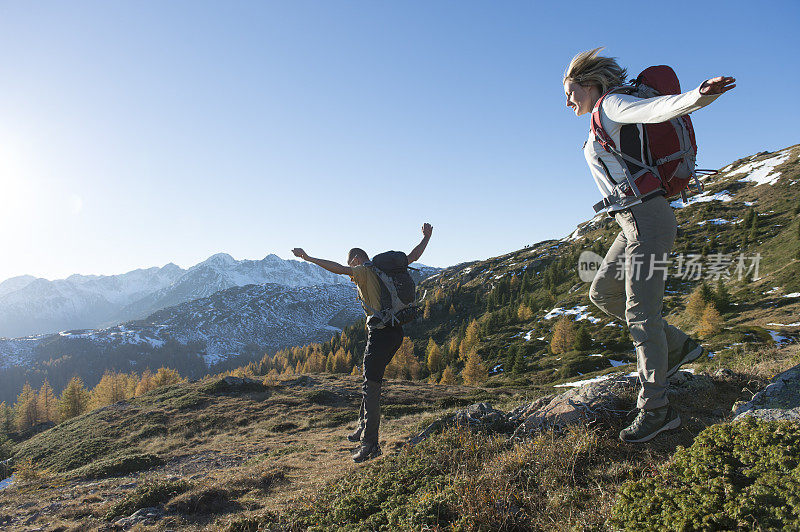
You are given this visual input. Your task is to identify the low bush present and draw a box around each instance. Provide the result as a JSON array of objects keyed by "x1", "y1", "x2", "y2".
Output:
[
  {"x1": 105, "y1": 478, "x2": 191, "y2": 519},
  {"x1": 71, "y1": 451, "x2": 162, "y2": 480},
  {"x1": 610, "y1": 417, "x2": 800, "y2": 530}
]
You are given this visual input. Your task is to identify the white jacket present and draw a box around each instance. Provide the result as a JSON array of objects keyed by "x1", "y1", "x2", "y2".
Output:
[{"x1": 583, "y1": 85, "x2": 721, "y2": 212}]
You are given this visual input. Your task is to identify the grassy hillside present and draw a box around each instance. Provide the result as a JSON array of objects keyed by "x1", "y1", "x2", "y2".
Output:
[
  {"x1": 1, "y1": 342, "x2": 797, "y2": 530},
  {"x1": 370, "y1": 144, "x2": 800, "y2": 387}
]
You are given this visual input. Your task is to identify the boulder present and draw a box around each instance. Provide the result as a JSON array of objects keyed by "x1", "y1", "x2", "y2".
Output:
[
  {"x1": 408, "y1": 402, "x2": 512, "y2": 445},
  {"x1": 513, "y1": 376, "x2": 636, "y2": 436},
  {"x1": 114, "y1": 507, "x2": 162, "y2": 529},
  {"x1": 733, "y1": 363, "x2": 800, "y2": 422}
]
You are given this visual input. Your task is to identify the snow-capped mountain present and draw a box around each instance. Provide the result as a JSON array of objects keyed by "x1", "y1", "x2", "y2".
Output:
[
  {"x1": 0, "y1": 254, "x2": 350, "y2": 338},
  {"x1": 0, "y1": 282, "x2": 365, "y2": 400},
  {"x1": 112, "y1": 254, "x2": 350, "y2": 325}
]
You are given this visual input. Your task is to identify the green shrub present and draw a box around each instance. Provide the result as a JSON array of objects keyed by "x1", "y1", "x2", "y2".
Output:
[
  {"x1": 610, "y1": 418, "x2": 800, "y2": 531},
  {"x1": 105, "y1": 478, "x2": 191, "y2": 519},
  {"x1": 15, "y1": 432, "x2": 114, "y2": 473},
  {"x1": 303, "y1": 389, "x2": 339, "y2": 405},
  {"x1": 71, "y1": 451, "x2": 162, "y2": 479}
]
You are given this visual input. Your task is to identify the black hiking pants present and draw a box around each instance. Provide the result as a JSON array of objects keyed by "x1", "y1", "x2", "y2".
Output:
[
  {"x1": 363, "y1": 324, "x2": 404, "y2": 382},
  {"x1": 358, "y1": 324, "x2": 403, "y2": 445}
]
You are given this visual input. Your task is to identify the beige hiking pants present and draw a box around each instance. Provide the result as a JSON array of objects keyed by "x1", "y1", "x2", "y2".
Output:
[{"x1": 589, "y1": 195, "x2": 689, "y2": 410}]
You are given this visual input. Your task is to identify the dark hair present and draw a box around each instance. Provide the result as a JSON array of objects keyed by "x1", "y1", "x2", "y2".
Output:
[{"x1": 348, "y1": 248, "x2": 369, "y2": 263}]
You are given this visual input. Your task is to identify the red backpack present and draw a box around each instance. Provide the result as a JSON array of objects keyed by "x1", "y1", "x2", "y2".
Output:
[{"x1": 590, "y1": 65, "x2": 707, "y2": 213}]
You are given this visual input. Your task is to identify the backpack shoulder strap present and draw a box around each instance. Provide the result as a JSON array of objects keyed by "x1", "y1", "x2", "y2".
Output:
[{"x1": 590, "y1": 86, "x2": 633, "y2": 153}]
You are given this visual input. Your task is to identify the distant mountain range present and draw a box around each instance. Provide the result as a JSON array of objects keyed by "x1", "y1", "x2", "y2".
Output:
[
  {"x1": 0, "y1": 254, "x2": 440, "y2": 402},
  {"x1": 0, "y1": 253, "x2": 350, "y2": 338},
  {"x1": 0, "y1": 281, "x2": 364, "y2": 371}
]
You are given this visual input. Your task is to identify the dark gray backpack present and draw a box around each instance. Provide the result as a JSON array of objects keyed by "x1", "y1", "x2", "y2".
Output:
[{"x1": 361, "y1": 251, "x2": 419, "y2": 328}]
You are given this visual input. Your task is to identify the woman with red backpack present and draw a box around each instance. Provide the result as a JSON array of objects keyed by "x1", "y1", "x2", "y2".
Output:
[{"x1": 563, "y1": 48, "x2": 735, "y2": 442}]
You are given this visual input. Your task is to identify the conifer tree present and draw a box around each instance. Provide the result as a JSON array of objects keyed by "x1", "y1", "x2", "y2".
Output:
[
  {"x1": 449, "y1": 304, "x2": 456, "y2": 315},
  {"x1": 331, "y1": 348, "x2": 351, "y2": 373},
  {"x1": 439, "y1": 365, "x2": 456, "y2": 385},
  {"x1": 697, "y1": 303, "x2": 724, "y2": 337},
  {"x1": 152, "y1": 367, "x2": 183, "y2": 387},
  {"x1": 423, "y1": 300, "x2": 431, "y2": 319},
  {"x1": 447, "y1": 336, "x2": 460, "y2": 365},
  {"x1": 0, "y1": 401, "x2": 14, "y2": 437},
  {"x1": 135, "y1": 370, "x2": 155, "y2": 396},
  {"x1": 459, "y1": 319, "x2": 481, "y2": 361},
  {"x1": 15, "y1": 382, "x2": 38, "y2": 431},
  {"x1": 90, "y1": 371, "x2": 127, "y2": 408},
  {"x1": 512, "y1": 345, "x2": 527, "y2": 375},
  {"x1": 685, "y1": 283, "x2": 711, "y2": 321},
  {"x1": 37, "y1": 380, "x2": 58, "y2": 423},
  {"x1": 550, "y1": 316, "x2": 577, "y2": 355},
  {"x1": 425, "y1": 339, "x2": 443, "y2": 374},
  {"x1": 461, "y1": 350, "x2": 488, "y2": 385},
  {"x1": 59, "y1": 376, "x2": 90, "y2": 421},
  {"x1": 385, "y1": 338, "x2": 422, "y2": 380},
  {"x1": 714, "y1": 278, "x2": 730, "y2": 312},
  {"x1": 573, "y1": 323, "x2": 592, "y2": 352},
  {"x1": 517, "y1": 303, "x2": 533, "y2": 322},
  {"x1": 619, "y1": 323, "x2": 631, "y2": 345}
]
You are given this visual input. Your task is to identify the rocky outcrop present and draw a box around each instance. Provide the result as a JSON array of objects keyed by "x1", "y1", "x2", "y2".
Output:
[
  {"x1": 409, "y1": 370, "x2": 717, "y2": 444},
  {"x1": 408, "y1": 403, "x2": 513, "y2": 445},
  {"x1": 733, "y1": 364, "x2": 800, "y2": 422}
]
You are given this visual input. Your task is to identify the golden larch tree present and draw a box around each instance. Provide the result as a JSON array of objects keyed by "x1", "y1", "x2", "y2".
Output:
[
  {"x1": 550, "y1": 316, "x2": 577, "y2": 355},
  {"x1": 15, "y1": 382, "x2": 39, "y2": 431},
  {"x1": 37, "y1": 380, "x2": 59, "y2": 423},
  {"x1": 439, "y1": 365, "x2": 457, "y2": 385},
  {"x1": 59, "y1": 376, "x2": 90, "y2": 421},
  {"x1": 697, "y1": 303, "x2": 724, "y2": 337},
  {"x1": 385, "y1": 337, "x2": 422, "y2": 380},
  {"x1": 426, "y1": 338, "x2": 443, "y2": 374},
  {"x1": 90, "y1": 371, "x2": 128, "y2": 408},
  {"x1": 685, "y1": 284, "x2": 710, "y2": 321},
  {"x1": 461, "y1": 350, "x2": 488, "y2": 385},
  {"x1": 152, "y1": 367, "x2": 184, "y2": 388}
]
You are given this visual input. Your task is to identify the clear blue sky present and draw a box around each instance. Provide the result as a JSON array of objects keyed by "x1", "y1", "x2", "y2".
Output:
[{"x1": 0, "y1": 0, "x2": 797, "y2": 281}]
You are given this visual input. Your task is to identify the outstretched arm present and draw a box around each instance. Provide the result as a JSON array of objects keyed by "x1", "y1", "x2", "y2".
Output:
[
  {"x1": 291, "y1": 248, "x2": 352, "y2": 275},
  {"x1": 603, "y1": 76, "x2": 735, "y2": 125},
  {"x1": 407, "y1": 223, "x2": 433, "y2": 264}
]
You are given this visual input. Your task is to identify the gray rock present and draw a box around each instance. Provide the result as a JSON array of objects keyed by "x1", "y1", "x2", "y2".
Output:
[
  {"x1": 513, "y1": 376, "x2": 636, "y2": 436},
  {"x1": 666, "y1": 372, "x2": 715, "y2": 397},
  {"x1": 735, "y1": 407, "x2": 800, "y2": 423},
  {"x1": 733, "y1": 363, "x2": 800, "y2": 423},
  {"x1": 114, "y1": 507, "x2": 162, "y2": 529},
  {"x1": 408, "y1": 402, "x2": 512, "y2": 445},
  {"x1": 507, "y1": 395, "x2": 557, "y2": 423}
]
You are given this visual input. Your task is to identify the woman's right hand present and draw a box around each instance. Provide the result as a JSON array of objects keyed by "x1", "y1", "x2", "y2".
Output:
[{"x1": 700, "y1": 76, "x2": 736, "y2": 95}]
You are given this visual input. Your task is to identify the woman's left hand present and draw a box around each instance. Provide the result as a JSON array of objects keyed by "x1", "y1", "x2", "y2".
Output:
[{"x1": 700, "y1": 76, "x2": 736, "y2": 95}]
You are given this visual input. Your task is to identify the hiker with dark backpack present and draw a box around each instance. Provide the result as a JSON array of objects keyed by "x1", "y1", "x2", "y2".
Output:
[
  {"x1": 291, "y1": 222, "x2": 432, "y2": 461},
  {"x1": 563, "y1": 48, "x2": 734, "y2": 443}
]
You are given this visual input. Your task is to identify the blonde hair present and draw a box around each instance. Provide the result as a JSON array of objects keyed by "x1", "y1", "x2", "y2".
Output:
[{"x1": 563, "y1": 47, "x2": 628, "y2": 94}]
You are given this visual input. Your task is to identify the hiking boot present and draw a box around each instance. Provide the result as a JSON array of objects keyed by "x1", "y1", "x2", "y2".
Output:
[
  {"x1": 667, "y1": 338, "x2": 704, "y2": 377},
  {"x1": 347, "y1": 426, "x2": 363, "y2": 443},
  {"x1": 619, "y1": 405, "x2": 681, "y2": 443},
  {"x1": 352, "y1": 441, "x2": 382, "y2": 463}
]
